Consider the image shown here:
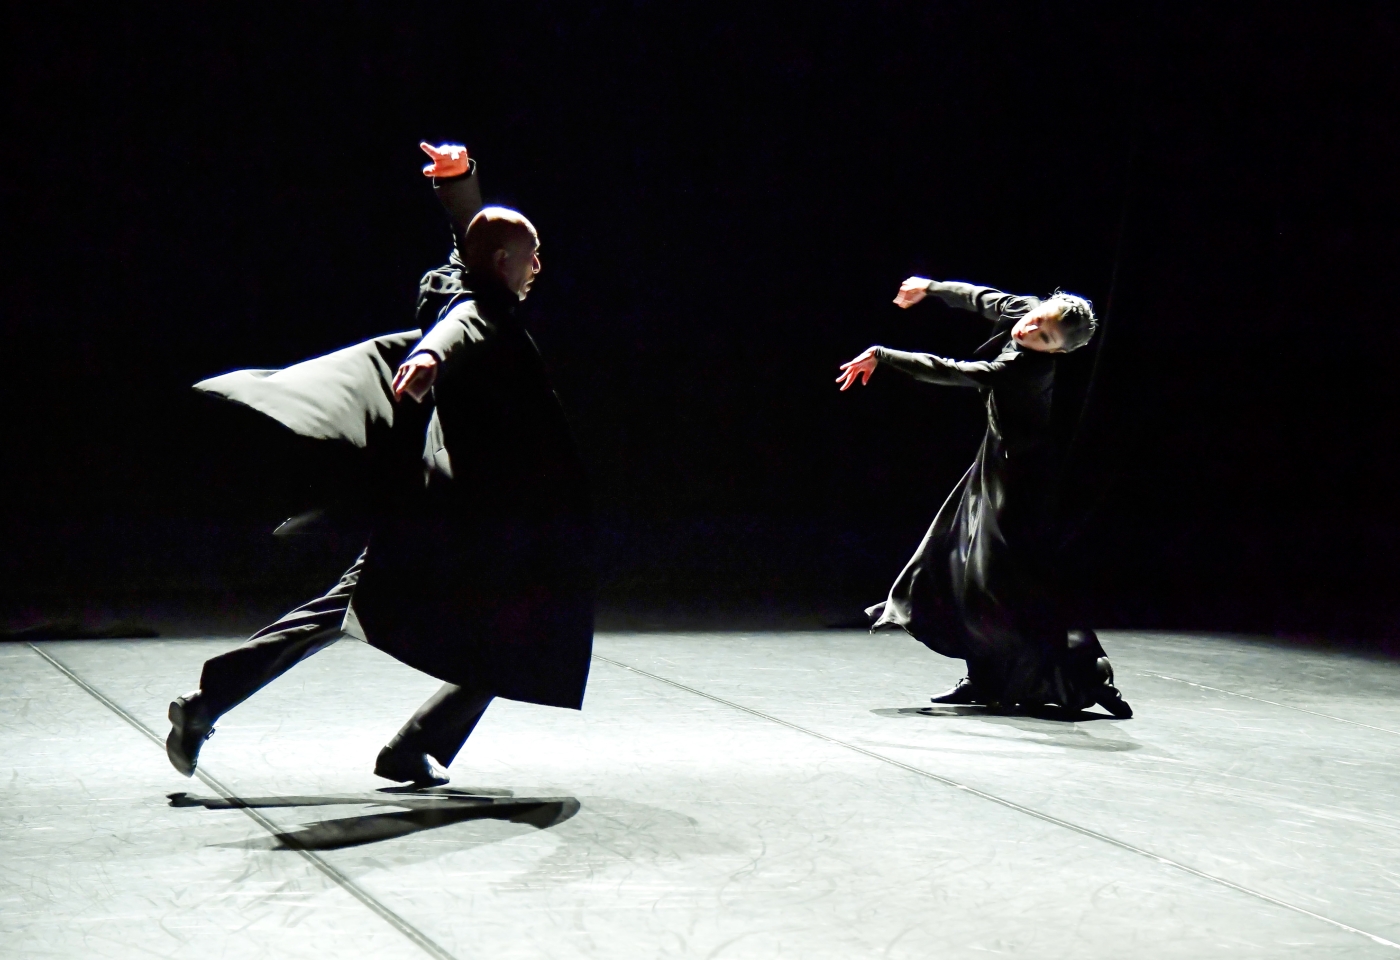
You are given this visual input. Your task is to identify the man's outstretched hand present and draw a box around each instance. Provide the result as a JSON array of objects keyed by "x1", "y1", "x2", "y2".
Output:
[
  {"x1": 420, "y1": 142, "x2": 469, "y2": 178},
  {"x1": 837, "y1": 348, "x2": 879, "y2": 391},
  {"x1": 393, "y1": 354, "x2": 439, "y2": 402},
  {"x1": 894, "y1": 276, "x2": 933, "y2": 309}
]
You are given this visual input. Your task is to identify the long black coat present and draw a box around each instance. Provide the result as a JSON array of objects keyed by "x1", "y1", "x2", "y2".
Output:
[
  {"x1": 195, "y1": 163, "x2": 594, "y2": 710},
  {"x1": 354, "y1": 277, "x2": 594, "y2": 709},
  {"x1": 865, "y1": 281, "x2": 1102, "y2": 708}
]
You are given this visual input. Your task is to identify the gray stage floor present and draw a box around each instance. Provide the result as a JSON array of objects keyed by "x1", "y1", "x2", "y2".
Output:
[{"x1": 3, "y1": 630, "x2": 1399, "y2": 959}]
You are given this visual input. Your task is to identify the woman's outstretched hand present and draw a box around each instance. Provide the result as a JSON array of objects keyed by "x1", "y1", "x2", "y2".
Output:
[
  {"x1": 837, "y1": 348, "x2": 879, "y2": 391},
  {"x1": 894, "y1": 276, "x2": 933, "y2": 309},
  {"x1": 419, "y1": 142, "x2": 469, "y2": 178}
]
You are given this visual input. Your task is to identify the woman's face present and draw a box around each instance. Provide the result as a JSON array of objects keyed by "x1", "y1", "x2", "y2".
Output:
[{"x1": 1011, "y1": 302, "x2": 1068, "y2": 353}]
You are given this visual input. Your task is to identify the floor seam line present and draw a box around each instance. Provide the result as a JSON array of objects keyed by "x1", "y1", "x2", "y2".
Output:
[
  {"x1": 1139, "y1": 672, "x2": 1400, "y2": 736},
  {"x1": 594, "y1": 652, "x2": 1400, "y2": 952},
  {"x1": 26, "y1": 641, "x2": 461, "y2": 960}
]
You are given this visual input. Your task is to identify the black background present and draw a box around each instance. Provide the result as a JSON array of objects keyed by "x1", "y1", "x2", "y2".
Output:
[{"x1": 7, "y1": 1, "x2": 1400, "y2": 643}]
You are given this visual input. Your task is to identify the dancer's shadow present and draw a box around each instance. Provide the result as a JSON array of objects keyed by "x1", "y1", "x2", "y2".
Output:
[
  {"x1": 169, "y1": 788, "x2": 580, "y2": 851},
  {"x1": 870, "y1": 706, "x2": 1140, "y2": 752},
  {"x1": 873, "y1": 705, "x2": 1123, "y2": 722}
]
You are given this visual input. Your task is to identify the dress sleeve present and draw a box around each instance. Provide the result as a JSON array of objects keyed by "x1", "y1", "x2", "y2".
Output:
[
  {"x1": 409, "y1": 300, "x2": 494, "y2": 372},
  {"x1": 432, "y1": 159, "x2": 484, "y2": 252},
  {"x1": 873, "y1": 345, "x2": 1014, "y2": 389},
  {"x1": 925, "y1": 280, "x2": 1040, "y2": 323}
]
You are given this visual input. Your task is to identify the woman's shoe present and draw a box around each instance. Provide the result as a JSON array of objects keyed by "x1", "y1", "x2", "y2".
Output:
[
  {"x1": 930, "y1": 677, "x2": 986, "y2": 705},
  {"x1": 1092, "y1": 657, "x2": 1134, "y2": 718}
]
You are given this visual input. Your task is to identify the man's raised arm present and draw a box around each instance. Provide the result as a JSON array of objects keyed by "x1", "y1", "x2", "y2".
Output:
[{"x1": 420, "y1": 141, "x2": 483, "y2": 252}]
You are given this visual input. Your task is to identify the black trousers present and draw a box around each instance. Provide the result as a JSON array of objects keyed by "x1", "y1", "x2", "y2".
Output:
[{"x1": 197, "y1": 550, "x2": 493, "y2": 766}]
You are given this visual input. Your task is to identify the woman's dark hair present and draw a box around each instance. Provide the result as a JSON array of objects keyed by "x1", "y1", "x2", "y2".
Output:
[{"x1": 1048, "y1": 289, "x2": 1097, "y2": 352}]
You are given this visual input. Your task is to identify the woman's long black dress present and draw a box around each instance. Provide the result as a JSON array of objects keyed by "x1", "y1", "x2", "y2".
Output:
[{"x1": 865, "y1": 281, "x2": 1111, "y2": 709}]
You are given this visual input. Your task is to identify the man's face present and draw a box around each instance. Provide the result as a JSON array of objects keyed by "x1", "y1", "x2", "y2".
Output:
[
  {"x1": 1011, "y1": 302, "x2": 1067, "y2": 353},
  {"x1": 496, "y1": 232, "x2": 542, "y2": 300}
]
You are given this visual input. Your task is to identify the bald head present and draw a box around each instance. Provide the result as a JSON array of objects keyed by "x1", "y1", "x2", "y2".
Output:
[{"x1": 463, "y1": 206, "x2": 541, "y2": 299}]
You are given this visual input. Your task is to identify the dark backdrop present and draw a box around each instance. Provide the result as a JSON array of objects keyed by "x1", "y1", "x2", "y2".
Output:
[{"x1": 6, "y1": 1, "x2": 1399, "y2": 641}]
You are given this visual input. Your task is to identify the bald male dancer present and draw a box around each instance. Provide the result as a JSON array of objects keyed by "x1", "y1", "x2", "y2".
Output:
[{"x1": 166, "y1": 145, "x2": 594, "y2": 787}]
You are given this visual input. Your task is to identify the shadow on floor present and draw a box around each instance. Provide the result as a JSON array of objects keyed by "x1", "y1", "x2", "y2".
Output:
[
  {"x1": 169, "y1": 788, "x2": 580, "y2": 851},
  {"x1": 872, "y1": 705, "x2": 1125, "y2": 722},
  {"x1": 1, "y1": 619, "x2": 158, "y2": 640},
  {"x1": 868, "y1": 707, "x2": 1141, "y2": 752}
]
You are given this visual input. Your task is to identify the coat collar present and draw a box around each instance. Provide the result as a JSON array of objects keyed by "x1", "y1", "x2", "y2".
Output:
[
  {"x1": 975, "y1": 328, "x2": 1011, "y2": 359},
  {"x1": 451, "y1": 263, "x2": 520, "y2": 318}
]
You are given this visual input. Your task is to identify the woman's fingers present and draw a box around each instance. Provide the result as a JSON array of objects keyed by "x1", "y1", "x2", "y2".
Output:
[
  {"x1": 838, "y1": 349, "x2": 877, "y2": 390},
  {"x1": 894, "y1": 292, "x2": 920, "y2": 308},
  {"x1": 895, "y1": 279, "x2": 928, "y2": 309},
  {"x1": 836, "y1": 368, "x2": 870, "y2": 391}
]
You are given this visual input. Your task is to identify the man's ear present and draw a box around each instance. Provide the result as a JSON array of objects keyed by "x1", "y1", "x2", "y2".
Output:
[{"x1": 492, "y1": 248, "x2": 509, "y2": 271}]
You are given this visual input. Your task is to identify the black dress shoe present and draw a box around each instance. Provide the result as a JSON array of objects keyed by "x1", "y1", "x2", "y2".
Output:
[
  {"x1": 930, "y1": 677, "x2": 986, "y2": 705},
  {"x1": 1092, "y1": 657, "x2": 1134, "y2": 719},
  {"x1": 167, "y1": 693, "x2": 215, "y2": 777},
  {"x1": 374, "y1": 745, "x2": 450, "y2": 787}
]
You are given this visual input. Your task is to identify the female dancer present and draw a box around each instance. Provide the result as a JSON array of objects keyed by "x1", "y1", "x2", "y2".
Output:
[{"x1": 838, "y1": 277, "x2": 1131, "y2": 716}]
